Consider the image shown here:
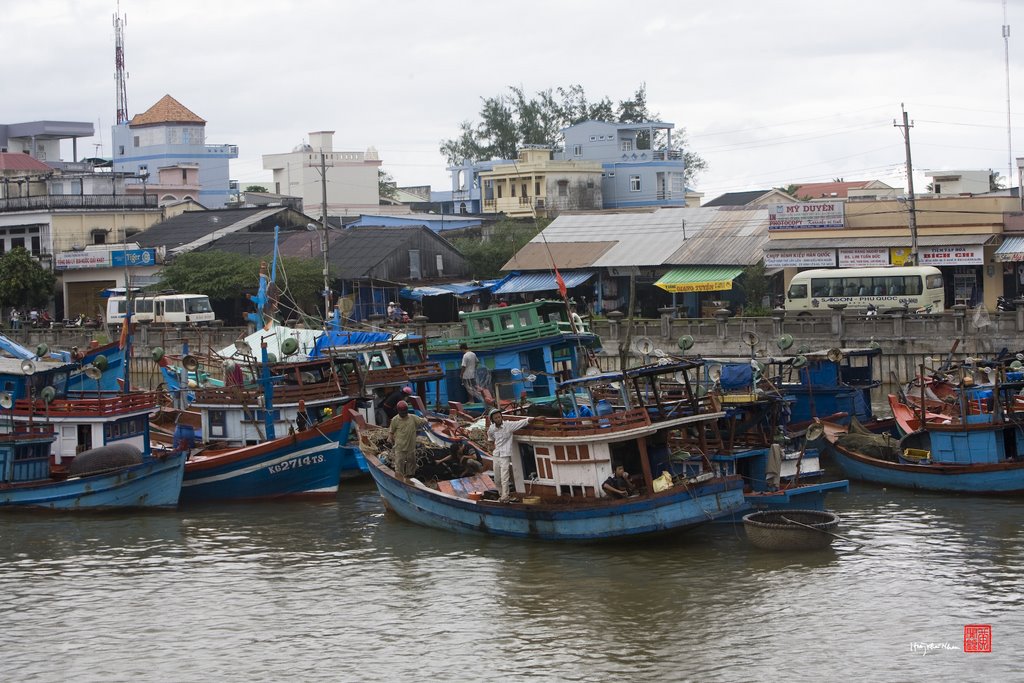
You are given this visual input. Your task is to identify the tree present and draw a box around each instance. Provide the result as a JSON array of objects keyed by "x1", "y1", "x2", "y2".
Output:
[
  {"x1": 450, "y1": 218, "x2": 547, "y2": 278},
  {"x1": 440, "y1": 83, "x2": 708, "y2": 185},
  {"x1": 989, "y1": 169, "x2": 1005, "y2": 191},
  {"x1": 378, "y1": 169, "x2": 398, "y2": 201},
  {"x1": 739, "y1": 263, "x2": 772, "y2": 315},
  {"x1": 244, "y1": 185, "x2": 269, "y2": 193},
  {"x1": 0, "y1": 247, "x2": 56, "y2": 310}
]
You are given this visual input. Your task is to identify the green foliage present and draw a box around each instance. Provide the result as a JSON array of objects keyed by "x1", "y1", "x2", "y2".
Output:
[
  {"x1": 244, "y1": 185, "x2": 269, "y2": 193},
  {"x1": 0, "y1": 247, "x2": 56, "y2": 309},
  {"x1": 739, "y1": 263, "x2": 771, "y2": 311},
  {"x1": 378, "y1": 168, "x2": 398, "y2": 200},
  {"x1": 440, "y1": 83, "x2": 707, "y2": 185},
  {"x1": 451, "y1": 218, "x2": 548, "y2": 278}
]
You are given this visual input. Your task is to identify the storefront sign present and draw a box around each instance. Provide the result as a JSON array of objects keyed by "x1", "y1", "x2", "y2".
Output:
[
  {"x1": 838, "y1": 247, "x2": 889, "y2": 267},
  {"x1": 919, "y1": 246, "x2": 984, "y2": 266},
  {"x1": 890, "y1": 247, "x2": 911, "y2": 266},
  {"x1": 55, "y1": 251, "x2": 111, "y2": 270},
  {"x1": 111, "y1": 249, "x2": 156, "y2": 267},
  {"x1": 763, "y1": 249, "x2": 836, "y2": 268},
  {"x1": 768, "y1": 202, "x2": 846, "y2": 231}
]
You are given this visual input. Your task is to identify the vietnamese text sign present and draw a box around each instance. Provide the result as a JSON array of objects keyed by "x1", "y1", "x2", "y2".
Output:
[
  {"x1": 919, "y1": 246, "x2": 984, "y2": 266},
  {"x1": 768, "y1": 202, "x2": 845, "y2": 230},
  {"x1": 763, "y1": 249, "x2": 836, "y2": 268},
  {"x1": 890, "y1": 247, "x2": 911, "y2": 266},
  {"x1": 55, "y1": 251, "x2": 110, "y2": 270},
  {"x1": 111, "y1": 249, "x2": 156, "y2": 267},
  {"x1": 838, "y1": 247, "x2": 890, "y2": 267}
]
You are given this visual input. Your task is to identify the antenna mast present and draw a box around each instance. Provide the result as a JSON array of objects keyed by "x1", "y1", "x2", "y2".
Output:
[
  {"x1": 1003, "y1": 0, "x2": 1013, "y2": 187},
  {"x1": 113, "y1": 2, "x2": 129, "y2": 125}
]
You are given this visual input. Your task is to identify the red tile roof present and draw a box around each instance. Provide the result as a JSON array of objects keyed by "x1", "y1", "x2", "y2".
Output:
[
  {"x1": 129, "y1": 94, "x2": 206, "y2": 127},
  {"x1": 0, "y1": 152, "x2": 52, "y2": 172},
  {"x1": 790, "y1": 181, "x2": 870, "y2": 200}
]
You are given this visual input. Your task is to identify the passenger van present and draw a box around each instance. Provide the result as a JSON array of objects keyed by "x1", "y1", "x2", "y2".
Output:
[
  {"x1": 785, "y1": 266, "x2": 945, "y2": 313},
  {"x1": 106, "y1": 293, "x2": 216, "y2": 325}
]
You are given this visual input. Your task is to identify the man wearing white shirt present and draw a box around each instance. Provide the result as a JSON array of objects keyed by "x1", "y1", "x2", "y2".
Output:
[{"x1": 486, "y1": 410, "x2": 534, "y2": 502}]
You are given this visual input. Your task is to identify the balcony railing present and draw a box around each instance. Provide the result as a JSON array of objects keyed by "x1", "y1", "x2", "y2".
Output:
[
  {"x1": 0, "y1": 194, "x2": 159, "y2": 212},
  {"x1": 652, "y1": 150, "x2": 683, "y2": 161}
]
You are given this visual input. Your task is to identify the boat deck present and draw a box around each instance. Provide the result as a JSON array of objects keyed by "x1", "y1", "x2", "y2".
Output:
[{"x1": 435, "y1": 473, "x2": 496, "y2": 498}]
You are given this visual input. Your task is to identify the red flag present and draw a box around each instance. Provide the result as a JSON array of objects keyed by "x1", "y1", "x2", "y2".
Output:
[
  {"x1": 118, "y1": 319, "x2": 129, "y2": 350},
  {"x1": 555, "y1": 267, "x2": 567, "y2": 299}
]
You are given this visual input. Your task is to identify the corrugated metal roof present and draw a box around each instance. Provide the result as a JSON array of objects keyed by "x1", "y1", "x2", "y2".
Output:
[
  {"x1": 654, "y1": 266, "x2": 744, "y2": 293},
  {"x1": 995, "y1": 235, "x2": 1024, "y2": 260},
  {"x1": 493, "y1": 271, "x2": 594, "y2": 295},
  {"x1": 764, "y1": 234, "x2": 997, "y2": 250},
  {"x1": 501, "y1": 241, "x2": 616, "y2": 271}
]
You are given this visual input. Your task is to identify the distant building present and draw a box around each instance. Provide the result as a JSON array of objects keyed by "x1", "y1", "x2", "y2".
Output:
[
  {"x1": 434, "y1": 159, "x2": 513, "y2": 215},
  {"x1": 262, "y1": 131, "x2": 382, "y2": 218},
  {"x1": 925, "y1": 170, "x2": 992, "y2": 196},
  {"x1": 111, "y1": 95, "x2": 238, "y2": 207},
  {"x1": 790, "y1": 180, "x2": 898, "y2": 201},
  {"x1": 0, "y1": 120, "x2": 94, "y2": 162},
  {"x1": 479, "y1": 147, "x2": 603, "y2": 217},
  {"x1": 557, "y1": 120, "x2": 688, "y2": 209}
]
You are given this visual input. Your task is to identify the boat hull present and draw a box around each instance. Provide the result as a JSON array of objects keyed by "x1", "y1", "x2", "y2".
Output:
[
  {"x1": 829, "y1": 442, "x2": 1024, "y2": 494},
  {"x1": 365, "y1": 453, "x2": 746, "y2": 541},
  {"x1": 0, "y1": 452, "x2": 186, "y2": 510},
  {"x1": 180, "y1": 417, "x2": 350, "y2": 503}
]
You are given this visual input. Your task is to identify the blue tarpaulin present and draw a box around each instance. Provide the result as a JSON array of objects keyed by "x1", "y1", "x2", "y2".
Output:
[
  {"x1": 400, "y1": 279, "x2": 502, "y2": 301},
  {"x1": 312, "y1": 330, "x2": 422, "y2": 356},
  {"x1": 492, "y1": 271, "x2": 594, "y2": 295},
  {"x1": 720, "y1": 364, "x2": 753, "y2": 390}
]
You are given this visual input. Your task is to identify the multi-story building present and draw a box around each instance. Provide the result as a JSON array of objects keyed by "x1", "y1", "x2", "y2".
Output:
[
  {"x1": 112, "y1": 95, "x2": 238, "y2": 207},
  {"x1": 0, "y1": 120, "x2": 94, "y2": 162},
  {"x1": 479, "y1": 147, "x2": 603, "y2": 217},
  {"x1": 262, "y1": 131, "x2": 382, "y2": 218},
  {"x1": 557, "y1": 120, "x2": 688, "y2": 209},
  {"x1": 434, "y1": 159, "x2": 512, "y2": 215}
]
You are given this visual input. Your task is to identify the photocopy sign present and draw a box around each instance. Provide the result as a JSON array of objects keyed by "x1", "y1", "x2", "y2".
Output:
[
  {"x1": 838, "y1": 247, "x2": 889, "y2": 267},
  {"x1": 763, "y1": 249, "x2": 836, "y2": 268},
  {"x1": 769, "y1": 202, "x2": 846, "y2": 230}
]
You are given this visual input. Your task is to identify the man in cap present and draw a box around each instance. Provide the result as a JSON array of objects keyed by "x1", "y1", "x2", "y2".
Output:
[
  {"x1": 486, "y1": 409, "x2": 534, "y2": 502},
  {"x1": 387, "y1": 400, "x2": 427, "y2": 481},
  {"x1": 380, "y1": 385, "x2": 414, "y2": 424}
]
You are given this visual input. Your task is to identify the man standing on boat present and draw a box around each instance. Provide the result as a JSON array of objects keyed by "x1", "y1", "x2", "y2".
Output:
[
  {"x1": 388, "y1": 401, "x2": 427, "y2": 481},
  {"x1": 460, "y1": 343, "x2": 483, "y2": 403},
  {"x1": 487, "y1": 410, "x2": 533, "y2": 502}
]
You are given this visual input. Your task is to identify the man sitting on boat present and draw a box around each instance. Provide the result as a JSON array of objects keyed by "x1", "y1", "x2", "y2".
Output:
[
  {"x1": 486, "y1": 410, "x2": 534, "y2": 503},
  {"x1": 387, "y1": 401, "x2": 428, "y2": 481},
  {"x1": 602, "y1": 466, "x2": 635, "y2": 498}
]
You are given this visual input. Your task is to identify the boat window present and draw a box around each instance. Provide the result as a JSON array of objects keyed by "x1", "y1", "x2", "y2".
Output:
[
  {"x1": 209, "y1": 410, "x2": 227, "y2": 438},
  {"x1": 475, "y1": 318, "x2": 493, "y2": 333},
  {"x1": 517, "y1": 310, "x2": 532, "y2": 326},
  {"x1": 499, "y1": 314, "x2": 515, "y2": 330}
]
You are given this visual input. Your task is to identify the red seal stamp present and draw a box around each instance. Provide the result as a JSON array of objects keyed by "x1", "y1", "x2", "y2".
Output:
[{"x1": 963, "y1": 624, "x2": 992, "y2": 653}]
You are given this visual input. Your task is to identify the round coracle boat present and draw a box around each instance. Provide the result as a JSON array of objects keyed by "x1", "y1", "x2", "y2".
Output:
[{"x1": 743, "y1": 509, "x2": 840, "y2": 551}]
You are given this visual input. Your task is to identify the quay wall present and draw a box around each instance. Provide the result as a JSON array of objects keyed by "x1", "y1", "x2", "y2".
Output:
[{"x1": 9, "y1": 307, "x2": 1021, "y2": 389}]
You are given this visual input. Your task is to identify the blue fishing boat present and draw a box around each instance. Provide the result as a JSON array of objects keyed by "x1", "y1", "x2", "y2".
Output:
[{"x1": 356, "y1": 360, "x2": 749, "y2": 541}]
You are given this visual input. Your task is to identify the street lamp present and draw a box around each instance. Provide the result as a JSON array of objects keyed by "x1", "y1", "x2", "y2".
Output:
[{"x1": 139, "y1": 168, "x2": 150, "y2": 206}]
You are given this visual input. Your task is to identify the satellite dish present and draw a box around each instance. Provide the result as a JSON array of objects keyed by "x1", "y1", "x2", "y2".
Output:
[
  {"x1": 805, "y1": 422, "x2": 825, "y2": 442},
  {"x1": 826, "y1": 348, "x2": 844, "y2": 363},
  {"x1": 1011, "y1": 360, "x2": 1023, "y2": 370},
  {"x1": 35, "y1": 343, "x2": 49, "y2": 358},
  {"x1": 791, "y1": 355, "x2": 808, "y2": 369},
  {"x1": 708, "y1": 364, "x2": 723, "y2": 383},
  {"x1": 40, "y1": 386, "x2": 56, "y2": 403},
  {"x1": 84, "y1": 364, "x2": 103, "y2": 380},
  {"x1": 742, "y1": 331, "x2": 759, "y2": 349},
  {"x1": 511, "y1": 368, "x2": 522, "y2": 377},
  {"x1": 695, "y1": 385, "x2": 708, "y2": 397},
  {"x1": 775, "y1": 334, "x2": 793, "y2": 351},
  {"x1": 20, "y1": 359, "x2": 36, "y2": 376},
  {"x1": 677, "y1": 334, "x2": 694, "y2": 351},
  {"x1": 632, "y1": 337, "x2": 656, "y2": 356},
  {"x1": 653, "y1": 348, "x2": 667, "y2": 358},
  {"x1": 281, "y1": 337, "x2": 300, "y2": 356},
  {"x1": 266, "y1": 352, "x2": 278, "y2": 364},
  {"x1": 1016, "y1": 352, "x2": 1024, "y2": 362},
  {"x1": 797, "y1": 344, "x2": 811, "y2": 354},
  {"x1": 584, "y1": 366, "x2": 601, "y2": 377},
  {"x1": 0, "y1": 393, "x2": 12, "y2": 409},
  {"x1": 151, "y1": 346, "x2": 165, "y2": 362},
  {"x1": 234, "y1": 339, "x2": 253, "y2": 356},
  {"x1": 93, "y1": 355, "x2": 108, "y2": 371},
  {"x1": 338, "y1": 297, "x2": 355, "y2": 314},
  {"x1": 182, "y1": 355, "x2": 200, "y2": 371},
  {"x1": 673, "y1": 370, "x2": 686, "y2": 384},
  {"x1": 526, "y1": 374, "x2": 537, "y2": 383}
]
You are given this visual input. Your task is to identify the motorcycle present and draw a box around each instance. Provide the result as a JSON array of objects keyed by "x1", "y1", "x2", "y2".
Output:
[
  {"x1": 63, "y1": 314, "x2": 86, "y2": 328},
  {"x1": 997, "y1": 295, "x2": 1016, "y2": 312}
]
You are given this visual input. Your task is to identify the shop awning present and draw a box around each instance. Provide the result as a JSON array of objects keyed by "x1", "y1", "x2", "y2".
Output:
[
  {"x1": 654, "y1": 266, "x2": 744, "y2": 293},
  {"x1": 995, "y1": 236, "x2": 1024, "y2": 262},
  {"x1": 400, "y1": 280, "x2": 498, "y2": 301},
  {"x1": 492, "y1": 270, "x2": 594, "y2": 295}
]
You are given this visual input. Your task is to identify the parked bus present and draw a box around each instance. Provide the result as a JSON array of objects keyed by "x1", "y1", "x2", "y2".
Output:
[
  {"x1": 784, "y1": 266, "x2": 945, "y2": 313},
  {"x1": 106, "y1": 293, "x2": 216, "y2": 325}
]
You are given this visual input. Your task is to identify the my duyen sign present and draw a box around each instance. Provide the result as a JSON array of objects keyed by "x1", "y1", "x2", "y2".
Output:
[
  {"x1": 919, "y1": 245, "x2": 984, "y2": 266},
  {"x1": 763, "y1": 249, "x2": 837, "y2": 268},
  {"x1": 768, "y1": 202, "x2": 846, "y2": 230},
  {"x1": 838, "y1": 247, "x2": 890, "y2": 267}
]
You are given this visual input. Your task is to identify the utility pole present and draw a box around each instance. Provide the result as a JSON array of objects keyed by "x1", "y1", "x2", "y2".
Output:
[
  {"x1": 895, "y1": 104, "x2": 919, "y2": 266},
  {"x1": 1004, "y1": 0, "x2": 1013, "y2": 186},
  {"x1": 315, "y1": 151, "x2": 332, "y2": 327}
]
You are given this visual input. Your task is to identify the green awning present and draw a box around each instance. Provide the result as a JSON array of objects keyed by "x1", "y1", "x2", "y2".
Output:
[{"x1": 654, "y1": 266, "x2": 744, "y2": 293}]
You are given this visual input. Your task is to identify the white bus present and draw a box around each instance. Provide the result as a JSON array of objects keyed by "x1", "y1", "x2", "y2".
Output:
[
  {"x1": 106, "y1": 293, "x2": 216, "y2": 325},
  {"x1": 784, "y1": 266, "x2": 945, "y2": 314}
]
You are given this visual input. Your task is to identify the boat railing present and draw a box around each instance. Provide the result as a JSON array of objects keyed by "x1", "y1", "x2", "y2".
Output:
[
  {"x1": 364, "y1": 361, "x2": 444, "y2": 386},
  {"x1": 427, "y1": 321, "x2": 565, "y2": 351},
  {"x1": 14, "y1": 392, "x2": 159, "y2": 416},
  {"x1": 191, "y1": 380, "x2": 348, "y2": 405},
  {"x1": 521, "y1": 406, "x2": 651, "y2": 437},
  {"x1": 0, "y1": 423, "x2": 55, "y2": 441}
]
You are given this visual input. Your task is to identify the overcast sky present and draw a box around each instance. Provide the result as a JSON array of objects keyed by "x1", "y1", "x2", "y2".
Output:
[{"x1": 5, "y1": 0, "x2": 1023, "y2": 198}]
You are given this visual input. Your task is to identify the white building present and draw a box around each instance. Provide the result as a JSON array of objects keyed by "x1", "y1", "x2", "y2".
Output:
[{"x1": 262, "y1": 131, "x2": 384, "y2": 218}]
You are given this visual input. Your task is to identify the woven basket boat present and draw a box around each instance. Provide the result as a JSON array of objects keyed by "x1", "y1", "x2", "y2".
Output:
[{"x1": 743, "y1": 509, "x2": 840, "y2": 551}]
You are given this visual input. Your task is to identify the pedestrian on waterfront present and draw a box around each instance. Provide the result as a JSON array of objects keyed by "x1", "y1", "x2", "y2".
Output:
[
  {"x1": 9, "y1": 308, "x2": 19, "y2": 330},
  {"x1": 460, "y1": 342, "x2": 482, "y2": 402},
  {"x1": 602, "y1": 465, "x2": 635, "y2": 498},
  {"x1": 388, "y1": 401, "x2": 427, "y2": 480},
  {"x1": 486, "y1": 410, "x2": 533, "y2": 502},
  {"x1": 380, "y1": 385, "x2": 414, "y2": 423}
]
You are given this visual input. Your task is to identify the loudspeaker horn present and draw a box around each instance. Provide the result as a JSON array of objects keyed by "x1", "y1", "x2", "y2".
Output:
[
  {"x1": 673, "y1": 370, "x2": 686, "y2": 384},
  {"x1": 92, "y1": 355, "x2": 108, "y2": 371},
  {"x1": 266, "y1": 352, "x2": 278, "y2": 364},
  {"x1": 234, "y1": 339, "x2": 253, "y2": 356},
  {"x1": 35, "y1": 343, "x2": 49, "y2": 358},
  {"x1": 84, "y1": 364, "x2": 103, "y2": 380},
  {"x1": 0, "y1": 392, "x2": 12, "y2": 410},
  {"x1": 584, "y1": 365, "x2": 602, "y2": 377},
  {"x1": 280, "y1": 337, "x2": 300, "y2": 356},
  {"x1": 632, "y1": 337, "x2": 656, "y2": 356},
  {"x1": 708, "y1": 364, "x2": 723, "y2": 383},
  {"x1": 742, "y1": 331, "x2": 759, "y2": 348},
  {"x1": 775, "y1": 333, "x2": 793, "y2": 351},
  {"x1": 791, "y1": 355, "x2": 808, "y2": 369},
  {"x1": 151, "y1": 346, "x2": 165, "y2": 363},
  {"x1": 826, "y1": 348, "x2": 844, "y2": 363},
  {"x1": 182, "y1": 355, "x2": 200, "y2": 372},
  {"x1": 20, "y1": 359, "x2": 36, "y2": 376},
  {"x1": 805, "y1": 422, "x2": 825, "y2": 442},
  {"x1": 677, "y1": 335, "x2": 694, "y2": 351},
  {"x1": 40, "y1": 386, "x2": 56, "y2": 403}
]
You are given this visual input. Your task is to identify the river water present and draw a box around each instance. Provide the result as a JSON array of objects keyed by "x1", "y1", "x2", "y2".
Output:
[{"x1": 0, "y1": 478, "x2": 1020, "y2": 682}]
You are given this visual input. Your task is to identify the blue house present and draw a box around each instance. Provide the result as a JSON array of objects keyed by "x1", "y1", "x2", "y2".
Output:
[
  {"x1": 557, "y1": 120, "x2": 688, "y2": 209},
  {"x1": 432, "y1": 159, "x2": 514, "y2": 215}
]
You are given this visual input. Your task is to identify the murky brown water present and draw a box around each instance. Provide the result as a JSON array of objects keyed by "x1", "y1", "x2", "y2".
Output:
[{"x1": 0, "y1": 479, "x2": 1020, "y2": 682}]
